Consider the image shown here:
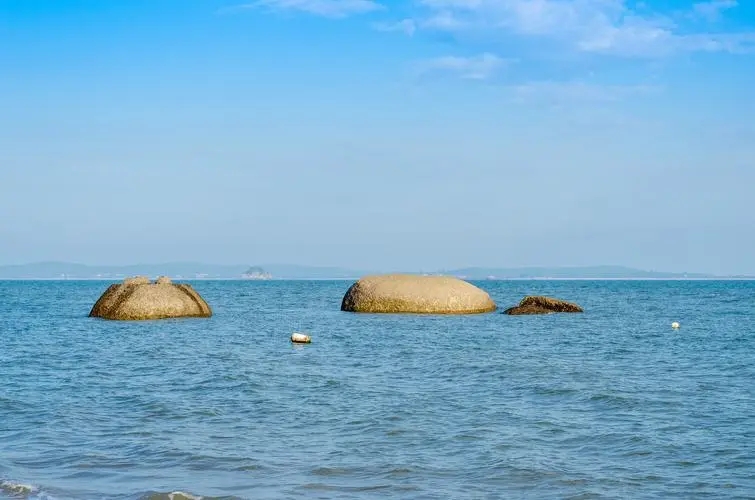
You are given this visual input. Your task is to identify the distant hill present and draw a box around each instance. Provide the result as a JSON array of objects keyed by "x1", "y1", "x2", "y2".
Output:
[
  {"x1": 0, "y1": 262, "x2": 748, "y2": 280},
  {"x1": 0, "y1": 262, "x2": 367, "y2": 280},
  {"x1": 261, "y1": 264, "x2": 367, "y2": 279},
  {"x1": 439, "y1": 265, "x2": 723, "y2": 280},
  {"x1": 0, "y1": 261, "x2": 249, "y2": 280}
]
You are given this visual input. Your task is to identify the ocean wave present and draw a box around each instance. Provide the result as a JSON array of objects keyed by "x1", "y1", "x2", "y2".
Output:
[
  {"x1": 0, "y1": 482, "x2": 239, "y2": 500},
  {"x1": 140, "y1": 492, "x2": 202, "y2": 500},
  {"x1": 139, "y1": 492, "x2": 241, "y2": 500},
  {"x1": 0, "y1": 480, "x2": 38, "y2": 498}
]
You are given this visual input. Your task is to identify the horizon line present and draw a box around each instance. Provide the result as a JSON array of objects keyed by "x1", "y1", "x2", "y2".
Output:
[
  {"x1": 3, "y1": 277, "x2": 755, "y2": 282},
  {"x1": 2, "y1": 261, "x2": 753, "y2": 279},
  {"x1": 0, "y1": 261, "x2": 737, "y2": 272}
]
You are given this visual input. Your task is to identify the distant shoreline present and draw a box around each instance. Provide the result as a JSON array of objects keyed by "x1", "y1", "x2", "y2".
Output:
[{"x1": 3, "y1": 263, "x2": 751, "y2": 281}]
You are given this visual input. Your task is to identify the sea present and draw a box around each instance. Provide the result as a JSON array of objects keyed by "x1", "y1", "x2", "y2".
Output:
[{"x1": 1, "y1": 279, "x2": 753, "y2": 499}]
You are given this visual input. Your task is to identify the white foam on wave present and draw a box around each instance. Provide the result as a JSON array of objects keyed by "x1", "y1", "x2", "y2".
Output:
[
  {"x1": 0, "y1": 480, "x2": 63, "y2": 500},
  {"x1": 1, "y1": 481, "x2": 208, "y2": 500},
  {"x1": 141, "y1": 492, "x2": 204, "y2": 500},
  {"x1": 0, "y1": 480, "x2": 39, "y2": 497},
  {"x1": 168, "y1": 492, "x2": 203, "y2": 500}
]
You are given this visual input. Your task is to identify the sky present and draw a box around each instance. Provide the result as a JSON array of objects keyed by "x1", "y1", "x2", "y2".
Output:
[{"x1": 1, "y1": 0, "x2": 754, "y2": 274}]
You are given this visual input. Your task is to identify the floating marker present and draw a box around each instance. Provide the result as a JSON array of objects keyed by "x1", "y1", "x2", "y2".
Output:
[
  {"x1": 671, "y1": 322, "x2": 680, "y2": 329},
  {"x1": 291, "y1": 332, "x2": 311, "y2": 344}
]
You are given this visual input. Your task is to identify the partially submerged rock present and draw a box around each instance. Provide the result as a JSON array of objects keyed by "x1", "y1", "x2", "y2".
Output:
[
  {"x1": 89, "y1": 276, "x2": 212, "y2": 320},
  {"x1": 503, "y1": 296, "x2": 583, "y2": 315},
  {"x1": 341, "y1": 274, "x2": 496, "y2": 314}
]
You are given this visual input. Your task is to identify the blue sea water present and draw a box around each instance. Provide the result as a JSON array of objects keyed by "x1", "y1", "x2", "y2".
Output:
[{"x1": 0, "y1": 279, "x2": 753, "y2": 499}]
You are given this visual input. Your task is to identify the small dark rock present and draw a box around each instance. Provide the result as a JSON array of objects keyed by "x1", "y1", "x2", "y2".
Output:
[{"x1": 503, "y1": 296, "x2": 583, "y2": 315}]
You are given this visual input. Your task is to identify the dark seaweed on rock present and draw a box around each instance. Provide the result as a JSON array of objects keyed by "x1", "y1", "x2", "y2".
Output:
[{"x1": 503, "y1": 296, "x2": 583, "y2": 315}]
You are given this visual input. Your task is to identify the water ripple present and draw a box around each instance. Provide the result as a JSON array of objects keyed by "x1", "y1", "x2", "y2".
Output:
[{"x1": 1, "y1": 280, "x2": 754, "y2": 499}]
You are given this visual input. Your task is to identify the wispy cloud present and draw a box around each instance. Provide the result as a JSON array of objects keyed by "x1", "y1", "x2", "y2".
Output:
[
  {"x1": 417, "y1": 53, "x2": 511, "y2": 80},
  {"x1": 373, "y1": 19, "x2": 416, "y2": 35},
  {"x1": 421, "y1": 10, "x2": 467, "y2": 30},
  {"x1": 378, "y1": 0, "x2": 754, "y2": 57},
  {"x1": 691, "y1": 0, "x2": 738, "y2": 22},
  {"x1": 675, "y1": 31, "x2": 755, "y2": 54},
  {"x1": 238, "y1": 0, "x2": 382, "y2": 18},
  {"x1": 508, "y1": 81, "x2": 662, "y2": 104},
  {"x1": 374, "y1": 10, "x2": 467, "y2": 34}
]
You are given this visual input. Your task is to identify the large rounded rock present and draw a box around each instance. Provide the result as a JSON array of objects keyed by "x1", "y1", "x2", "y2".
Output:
[
  {"x1": 89, "y1": 276, "x2": 212, "y2": 320},
  {"x1": 503, "y1": 296, "x2": 583, "y2": 315},
  {"x1": 341, "y1": 274, "x2": 496, "y2": 314}
]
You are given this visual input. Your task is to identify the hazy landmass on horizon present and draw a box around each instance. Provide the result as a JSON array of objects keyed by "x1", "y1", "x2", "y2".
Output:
[{"x1": 0, "y1": 262, "x2": 751, "y2": 280}]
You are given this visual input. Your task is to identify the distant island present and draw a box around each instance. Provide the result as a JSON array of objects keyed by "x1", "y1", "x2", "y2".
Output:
[
  {"x1": 0, "y1": 262, "x2": 751, "y2": 280},
  {"x1": 241, "y1": 267, "x2": 272, "y2": 280},
  {"x1": 0, "y1": 262, "x2": 365, "y2": 280}
]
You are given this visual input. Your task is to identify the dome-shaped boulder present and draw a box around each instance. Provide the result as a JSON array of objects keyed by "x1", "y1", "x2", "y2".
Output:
[
  {"x1": 503, "y1": 296, "x2": 583, "y2": 315},
  {"x1": 341, "y1": 274, "x2": 496, "y2": 314},
  {"x1": 89, "y1": 276, "x2": 212, "y2": 320}
]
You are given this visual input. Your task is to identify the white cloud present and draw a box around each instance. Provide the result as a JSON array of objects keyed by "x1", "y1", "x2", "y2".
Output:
[
  {"x1": 417, "y1": 53, "x2": 511, "y2": 80},
  {"x1": 242, "y1": 0, "x2": 382, "y2": 18},
  {"x1": 576, "y1": 15, "x2": 678, "y2": 57},
  {"x1": 421, "y1": 10, "x2": 468, "y2": 30},
  {"x1": 691, "y1": 0, "x2": 738, "y2": 22},
  {"x1": 677, "y1": 31, "x2": 755, "y2": 53},
  {"x1": 509, "y1": 81, "x2": 662, "y2": 103},
  {"x1": 381, "y1": 0, "x2": 755, "y2": 57},
  {"x1": 374, "y1": 19, "x2": 417, "y2": 35}
]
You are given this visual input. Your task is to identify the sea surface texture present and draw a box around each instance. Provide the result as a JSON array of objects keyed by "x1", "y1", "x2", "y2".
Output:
[{"x1": 1, "y1": 280, "x2": 753, "y2": 499}]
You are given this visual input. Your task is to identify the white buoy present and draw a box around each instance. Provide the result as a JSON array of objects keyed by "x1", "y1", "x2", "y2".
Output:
[
  {"x1": 671, "y1": 322, "x2": 680, "y2": 329},
  {"x1": 291, "y1": 332, "x2": 311, "y2": 344}
]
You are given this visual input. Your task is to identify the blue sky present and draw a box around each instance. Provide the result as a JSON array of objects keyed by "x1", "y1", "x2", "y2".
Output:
[{"x1": 1, "y1": 0, "x2": 753, "y2": 274}]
